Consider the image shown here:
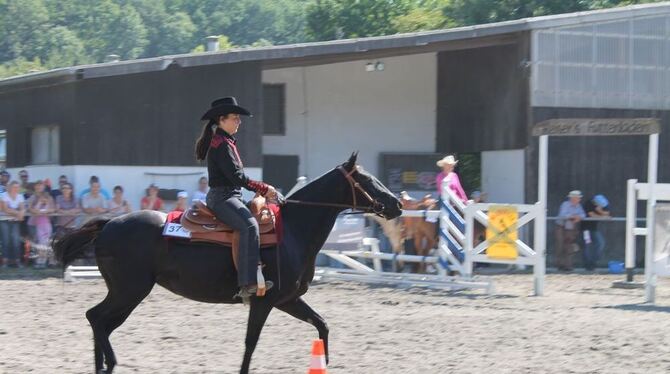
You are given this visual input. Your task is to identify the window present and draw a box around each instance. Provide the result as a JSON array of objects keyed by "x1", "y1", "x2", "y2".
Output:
[
  {"x1": 31, "y1": 126, "x2": 59, "y2": 165},
  {"x1": 263, "y1": 84, "x2": 286, "y2": 135}
]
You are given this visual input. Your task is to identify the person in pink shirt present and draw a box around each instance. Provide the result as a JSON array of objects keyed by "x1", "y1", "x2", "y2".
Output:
[{"x1": 435, "y1": 155, "x2": 468, "y2": 203}]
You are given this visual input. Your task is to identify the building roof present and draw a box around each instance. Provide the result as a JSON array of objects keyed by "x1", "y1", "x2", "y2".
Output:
[{"x1": 2, "y1": 2, "x2": 670, "y2": 89}]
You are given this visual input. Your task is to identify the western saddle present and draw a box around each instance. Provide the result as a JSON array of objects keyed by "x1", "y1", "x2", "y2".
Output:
[{"x1": 180, "y1": 196, "x2": 279, "y2": 269}]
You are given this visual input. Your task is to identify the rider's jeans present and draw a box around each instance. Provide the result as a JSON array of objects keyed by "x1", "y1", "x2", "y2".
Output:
[{"x1": 206, "y1": 187, "x2": 260, "y2": 287}]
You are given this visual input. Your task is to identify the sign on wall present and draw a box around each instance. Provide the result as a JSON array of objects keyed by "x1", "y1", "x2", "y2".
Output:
[
  {"x1": 379, "y1": 153, "x2": 443, "y2": 195},
  {"x1": 532, "y1": 118, "x2": 660, "y2": 137}
]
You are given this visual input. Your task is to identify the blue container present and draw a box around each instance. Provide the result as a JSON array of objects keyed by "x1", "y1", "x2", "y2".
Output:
[{"x1": 608, "y1": 261, "x2": 625, "y2": 274}]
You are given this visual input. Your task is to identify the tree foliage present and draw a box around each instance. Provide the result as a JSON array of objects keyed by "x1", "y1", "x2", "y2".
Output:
[{"x1": 0, "y1": 0, "x2": 664, "y2": 78}]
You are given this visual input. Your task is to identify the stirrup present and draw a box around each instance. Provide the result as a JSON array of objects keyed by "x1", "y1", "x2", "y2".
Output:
[{"x1": 235, "y1": 281, "x2": 274, "y2": 304}]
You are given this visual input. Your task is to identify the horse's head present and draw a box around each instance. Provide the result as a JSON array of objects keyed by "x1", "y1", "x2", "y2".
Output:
[{"x1": 339, "y1": 152, "x2": 402, "y2": 220}]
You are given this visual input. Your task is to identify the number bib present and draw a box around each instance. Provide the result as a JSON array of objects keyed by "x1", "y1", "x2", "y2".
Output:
[{"x1": 163, "y1": 222, "x2": 192, "y2": 238}]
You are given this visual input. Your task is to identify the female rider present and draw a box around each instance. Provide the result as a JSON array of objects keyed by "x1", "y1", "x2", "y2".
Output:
[{"x1": 195, "y1": 97, "x2": 276, "y2": 299}]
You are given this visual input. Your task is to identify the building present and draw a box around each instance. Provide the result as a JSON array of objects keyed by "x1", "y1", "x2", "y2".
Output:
[{"x1": 1, "y1": 3, "x2": 669, "y2": 262}]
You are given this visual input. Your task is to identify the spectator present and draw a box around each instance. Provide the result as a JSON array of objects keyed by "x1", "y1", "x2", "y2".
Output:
[
  {"x1": 0, "y1": 170, "x2": 10, "y2": 194},
  {"x1": 81, "y1": 180, "x2": 109, "y2": 216},
  {"x1": 78, "y1": 175, "x2": 112, "y2": 200},
  {"x1": 555, "y1": 190, "x2": 586, "y2": 272},
  {"x1": 175, "y1": 191, "x2": 189, "y2": 212},
  {"x1": 582, "y1": 194, "x2": 611, "y2": 271},
  {"x1": 435, "y1": 155, "x2": 468, "y2": 203},
  {"x1": 141, "y1": 183, "x2": 164, "y2": 211},
  {"x1": 192, "y1": 176, "x2": 209, "y2": 204},
  {"x1": 27, "y1": 181, "x2": 55, "y2": 268},
  {"x1": 50, "y1": 175, "x2": 69, "y2": 200},
  {"x1": 0, "y1": 181, "x2": 25, "y2": 268},
  {"x1": 108, "y1": 185, "x2": 132, "y2": 215},
  {"x1": 18, "y1": 169, "x2": 33, "y2": 198},
  {"x1": 55, "y1": 182, "x2": 81, "y2": 235}
]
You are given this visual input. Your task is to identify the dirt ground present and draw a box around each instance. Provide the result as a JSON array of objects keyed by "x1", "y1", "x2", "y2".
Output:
[{"x1": 1, "y1": 270, "x2": 670, "y2": 373}]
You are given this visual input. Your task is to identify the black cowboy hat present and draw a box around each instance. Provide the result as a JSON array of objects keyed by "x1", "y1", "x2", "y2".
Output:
[{"x1": 200, "y1": 96, "x2": 252, "y2": 120}]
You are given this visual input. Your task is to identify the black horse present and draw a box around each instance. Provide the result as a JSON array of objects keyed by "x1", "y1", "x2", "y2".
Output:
[{"x1": 54, "y1": 153, "x2": 402, "y2": 374}]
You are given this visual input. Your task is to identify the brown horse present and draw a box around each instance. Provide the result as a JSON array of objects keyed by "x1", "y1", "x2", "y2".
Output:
[{"x1": 399, "y1": 192, "x2": 438, "y2": 273}]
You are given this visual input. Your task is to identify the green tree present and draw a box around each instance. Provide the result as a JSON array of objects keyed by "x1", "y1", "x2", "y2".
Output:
[
  {"x1": 131, "y1": 0, "x2": 196, "y2": 57},
  {"x1": 306, "y1": 0, "x2": 412, "y2": 41},
  {"x1": 41, "y1": 26, "x2": 89, "y2": 68},
  {"x1": 444, "y1": 0, "x2": 592, "y2": 25},
  {"x1": 0, "y1": 57, "x2": 45, "y2": 79},
  {"x1": 0, "y1": 0, "x2": 51, "y2": 62},
  {"x1": 42, "y1": 0, "x2": 147, "y2": 61},
  {"x1": 187, "y1": 0, "x2": 308, "y2": 47},
  {"x1": 393, "y1": 1, "x2": 455, "y2": 33}
]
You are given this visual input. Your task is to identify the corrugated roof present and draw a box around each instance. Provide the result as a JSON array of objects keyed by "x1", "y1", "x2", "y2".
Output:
[{"x1": 2, "y1": 2, "x2": 670, "y2": 88}]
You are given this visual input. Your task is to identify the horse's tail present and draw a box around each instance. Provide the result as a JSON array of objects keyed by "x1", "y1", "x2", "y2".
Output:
[{"x1": 53, "y1": 218, "x2": 111, "y2": 267}]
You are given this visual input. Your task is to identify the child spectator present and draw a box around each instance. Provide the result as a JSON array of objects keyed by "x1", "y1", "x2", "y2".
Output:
[
  {"x1": 27, "y1": 180, "x2": 56, "y2": 268},
  {"x1": 141, "y1": 183, "x2": 164, "y2": 211},
  {"x1": 109, "y1": 185, "x2": 132, "y2": 215},
  {"x1": 175, "y1": 191, "x2": 189, "y2": 212},
  {"x1": 0, "y1": 181, "x2": 25, "y2": 268}
]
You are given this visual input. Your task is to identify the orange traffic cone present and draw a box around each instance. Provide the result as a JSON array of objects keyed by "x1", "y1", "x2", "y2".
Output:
[{"x1": 307, "y1": 339, "x2": 327, "y2": 374}]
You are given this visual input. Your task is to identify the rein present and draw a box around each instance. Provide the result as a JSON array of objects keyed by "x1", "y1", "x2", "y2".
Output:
[{"x1": 284, "y1": 166, "x2": 385, "y2": 215}]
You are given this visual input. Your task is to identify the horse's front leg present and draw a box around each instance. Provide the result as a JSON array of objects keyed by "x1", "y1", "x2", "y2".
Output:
[
  {"x1": 276, "y1": 297, "x2": 330, "y2": 364},
  {"x1": 240, "y1": 300, "x2": 273, "y2": 374}
]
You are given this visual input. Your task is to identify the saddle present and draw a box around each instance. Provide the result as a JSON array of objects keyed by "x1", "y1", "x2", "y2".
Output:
[
  {"x1": 176, "y1": 195, "x2": 279, "y2": 298},
  {"x1": 180, "y1": 196, "x2": 279, "y2": 249}
]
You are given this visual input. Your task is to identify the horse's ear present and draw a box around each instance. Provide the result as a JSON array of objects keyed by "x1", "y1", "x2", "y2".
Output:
[{"x1": 345, "y1": 151, "x2": 358, "y2": 170}]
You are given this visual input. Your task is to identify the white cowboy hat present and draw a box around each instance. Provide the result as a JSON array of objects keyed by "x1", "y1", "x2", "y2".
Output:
[{"x1": 436, "y1": 155, "x2": 458, "y2": 167}]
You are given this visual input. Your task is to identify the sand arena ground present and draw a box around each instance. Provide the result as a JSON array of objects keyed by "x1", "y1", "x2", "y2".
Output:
[{"x1": 1, "y1": 271, "x2": 670, "y2": 373}]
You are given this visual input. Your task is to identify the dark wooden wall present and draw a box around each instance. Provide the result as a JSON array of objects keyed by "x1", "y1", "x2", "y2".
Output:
[
  {"x1": 436, "y1": 32, "x2": 530, "y2": 153},
  {"x1": 0, "y1": 61, "x2": 263, "y2": 167}
]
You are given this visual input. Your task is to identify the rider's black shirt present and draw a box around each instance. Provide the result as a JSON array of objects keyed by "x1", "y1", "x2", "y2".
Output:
[{"x1": 207, "y1": 128, "x2": 268, "y2": 195}]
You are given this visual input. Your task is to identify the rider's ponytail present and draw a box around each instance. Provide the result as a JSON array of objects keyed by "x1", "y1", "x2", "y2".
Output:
[{"x1": 195, "y1": 120, "x2": 216, "y2": 161}]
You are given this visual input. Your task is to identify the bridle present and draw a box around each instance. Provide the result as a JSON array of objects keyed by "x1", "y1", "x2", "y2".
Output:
[{"x1": 284, "y1": 165, "x2": 386, "y2": 216}]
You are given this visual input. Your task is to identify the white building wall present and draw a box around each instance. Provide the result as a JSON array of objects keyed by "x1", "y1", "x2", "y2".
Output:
[
  {"x1": 7, "y1": 165, "x2": 261, "y2": 211},
  {"x1": 532, "y1": 14, "x2": 670, "y2": 109},
  {"x1": 262, "y1": 53, "x2": 437, "y2": 179}
]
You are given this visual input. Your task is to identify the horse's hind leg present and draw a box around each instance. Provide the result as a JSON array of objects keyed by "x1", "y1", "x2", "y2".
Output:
[
  {"x1": 277, "y1": 298, "x2": 330, "y2": 364},
  {"x1": 86, "y1": 282, "x2": 154, "y2": 373}
]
